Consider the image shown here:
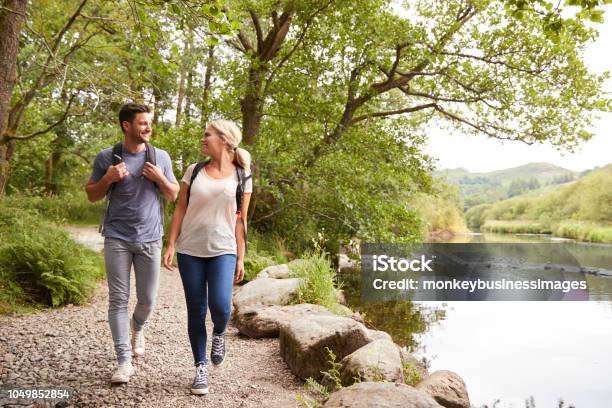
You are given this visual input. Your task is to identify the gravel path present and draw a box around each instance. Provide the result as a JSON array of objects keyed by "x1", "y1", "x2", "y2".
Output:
[{"x1": 0, "y1": 227, "x2": 304, "y2": 407}]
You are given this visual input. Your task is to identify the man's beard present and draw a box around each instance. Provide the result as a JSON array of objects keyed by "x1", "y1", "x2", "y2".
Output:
[{"x1": 132, "y1": 131, "x2": 151, "y2": 143}]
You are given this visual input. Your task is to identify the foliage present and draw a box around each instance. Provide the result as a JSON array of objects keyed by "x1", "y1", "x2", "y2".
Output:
[
  {"x1": 402, "y1": 360, "x2": 423, "y2": 386},
  {"x1": 3, "y1": 0, "x2": 610, "y2": 253},
  {"x1": 289, "y1": 251, "x2": 345, "y2": 314},
  {"x1": 467, "y1": 164, "x2": 612, "y2": 242},
  {"x1": 411, "y1": 178, "x2": 468, "y2": 236},
  {"x1": 0, "y1": 202, "x2": 104, "y2": 313},
  {"x1": 2, "y1": 193, "x2": 104, "y2": 225}
]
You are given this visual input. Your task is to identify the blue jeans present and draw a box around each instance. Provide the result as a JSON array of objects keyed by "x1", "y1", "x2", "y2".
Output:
[{"x1": 177, "y1": 252, "x2": 236, "y2": 365}]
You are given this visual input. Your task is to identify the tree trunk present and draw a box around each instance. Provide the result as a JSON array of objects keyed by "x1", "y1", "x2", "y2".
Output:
[
  {"x1": 240, "y1": 66, "x2": 267, "y2": 145},
  {"x1": 175, "y1": 30, "x2": 193, "y2": 128},
  {"x1": 0, "y1": 0, "x2": 28, "y2": 195},
  {"x1": 200, "y1": 46, "x2": 215, "y2": 125},
  {"x1": 185, "y1": 70, "x2": 193, "y2": 125}
]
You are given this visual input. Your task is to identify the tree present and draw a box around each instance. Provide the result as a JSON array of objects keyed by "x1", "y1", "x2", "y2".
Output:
[
  {"x1": 0, "y1": 0, "x2": 28, "y2": 195},
  {"x1": 211, "y1": 0, "x2": 609, "y2": 245}
]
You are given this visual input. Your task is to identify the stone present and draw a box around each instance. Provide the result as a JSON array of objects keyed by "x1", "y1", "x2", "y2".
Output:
[
  {"x1": 256, "y1": 264, "x2": 291, "y2": 279},
  {"x1": 323, "y1": 381, "x2": 443, "y2": 408},
  {"x1": 335, "y1": 289, "x2": 346, "y2": 305},
  {"x1": 279, "y1": 315, "x2": 371, "y2": 381},
  {"x1": 339, "y1": 339, "x2": 403, "y2": 385},
  {"x1": 415, "y1": 370, "x2": 470, "y2": 408},
  {"x1": 233, "y1": 277, "x2": 303, "y2": 311},
  {"x1": 367, "y1": 329, "x2": 392, "y2": 342},
  {"x1": 235, "y1": 303, "x2": 335, "y2": 338}
]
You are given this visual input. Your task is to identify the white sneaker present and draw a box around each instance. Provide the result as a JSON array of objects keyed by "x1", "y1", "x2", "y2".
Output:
[
  {"x1": 110, "y1": 361, "x2": 135, "y2": 383},
  {"x1": 131, "y1": 319, "x2": 145, "y2": 357}
]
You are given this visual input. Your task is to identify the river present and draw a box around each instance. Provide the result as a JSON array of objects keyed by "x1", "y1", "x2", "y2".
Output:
[{"x1": 341, "y1": 233, "x2": 612, "y2": 408}]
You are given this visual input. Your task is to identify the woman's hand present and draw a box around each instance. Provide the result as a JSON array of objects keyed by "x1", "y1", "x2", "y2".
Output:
[
  {"x1": 235, "y1": 258, "x2": 245, "y2": 283},
  {"x1": 163, "y1": 244, "x2": 175, "y2": 271}
]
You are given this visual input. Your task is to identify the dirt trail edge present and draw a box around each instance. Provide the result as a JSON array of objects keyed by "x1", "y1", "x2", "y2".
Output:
[{"x1": 0, "y1": 226, "x2": 303, "y2": 407}]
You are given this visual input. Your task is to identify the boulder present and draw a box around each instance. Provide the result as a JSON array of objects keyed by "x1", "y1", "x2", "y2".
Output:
[
  {"x1": 288, "y1": 258, "x2": 309, "y2": 270},
  {"x1": 323, "y1": 382, "x2": 443, "y2": 408},
  {"x1": 234, "y1": 303, "x2": 335, "y2": 338},
  {"x1": 338, "y1": 254, "x2": 359, "y2": 274},
  {"x1": 339, "y1": 339, "x2": 403, "y2": 385},
  {"x1": 415, "y1": 370, "x2": 470, "y2": 408},
  {"x1": 233, "y1": 277, "x2": 303, "y2": 310},
  {"x1": 367, "y1": 329, "x2": 392, "y2": 342},
  {"x1": 335, "y1": 289, "x2": 347, "y2": 305},
  {"x1": 256, "y1": 264, "x2": 291, "y2": 279},
  {"x1": 279, "y1": 315, "x2": 371, "y2": 381}
]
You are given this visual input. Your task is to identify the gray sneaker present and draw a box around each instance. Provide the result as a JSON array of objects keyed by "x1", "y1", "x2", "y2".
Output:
[
  {"x1": 190, "y1": 363, "x2": 209, "y2": 395},
  {"x1": 210, "y1": 332, "x2": 226, "y2": 366}
]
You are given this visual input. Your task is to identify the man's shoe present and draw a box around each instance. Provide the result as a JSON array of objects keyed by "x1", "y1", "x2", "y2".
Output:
[
  {"x1": 131, "y1": 319, "x2": 145, "y2": 357},
  {"x1": 190, "y1": 363, "x2": 209, "y2": 395},
  {"x1": 210, "y1": 332, "x2": 226, "y2": 366},
  {"x1": 110, "y1": 361, "x2": 135, "y2": 384}
]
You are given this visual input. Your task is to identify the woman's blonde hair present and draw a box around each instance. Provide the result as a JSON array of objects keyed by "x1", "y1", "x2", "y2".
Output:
[{"x1": 209, "y1": 119, "x2": 251, "y2": 173}]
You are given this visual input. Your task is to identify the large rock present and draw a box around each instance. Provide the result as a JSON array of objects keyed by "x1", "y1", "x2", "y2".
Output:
[
  {"x1": 233, "y1": 277, "x2": 303, "y2": 310},
  {"x1": 279, "y1": 315, "x2": 371, "y2": 381},
  {"x1": 256, "y1": 264, "x2": 291, "y2": 279},
  {"x1": 367, "y1": 329, "x2": 392, "y2": 342},
  {"x1": 415, "y1": 370, "x2": 470, "y2": 408},
  {"x1": 323, "y1": 382, "x2": 444, "y2": 408},
  {"x1": 234, "y1": 303, "x2": 335, "y2": 338},
  {"x1": 339, "y1": 339, "x2": 403, "y2": 385}
]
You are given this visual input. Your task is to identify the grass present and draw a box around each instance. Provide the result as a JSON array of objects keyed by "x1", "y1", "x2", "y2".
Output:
[
  {"x1": 2, "y1": 192, "x2": 104, "y2": 226},
  {"x1": 0, "y1": 201, "x2": 104, "y2": 314},
  {"x1": 553, "y1": 221, "x2": 612, "y2": 243},
  {"x1": 481, "y1": 220, "x2": 552, "y2": 235},
  {"x1": 288, "y1": 251, "x2": 346, "y2": 314},
  {"x1": 242, "y1": 230, "x2": 290, "y2": 282},
  {"x1": 480, "y1": 220, "x2": 612, "y2": 243}
]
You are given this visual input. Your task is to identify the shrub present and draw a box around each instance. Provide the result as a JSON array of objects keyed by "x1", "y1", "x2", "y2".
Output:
[
  {"x1": 289, "y1": 251, "x2": 343, "y2": 313},
  {"x1": 0, "y1": 203, "x2": 104, "y2": 312}
]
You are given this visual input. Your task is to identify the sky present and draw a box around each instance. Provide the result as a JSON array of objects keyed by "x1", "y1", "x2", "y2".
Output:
[{"x1": 424, "y1": 13, "x2": 612, "y2": 173}]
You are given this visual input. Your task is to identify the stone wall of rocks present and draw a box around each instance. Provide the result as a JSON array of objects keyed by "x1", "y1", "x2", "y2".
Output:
[{"x1": 233, "y1": 263, "x2": 471, "y2": 408}]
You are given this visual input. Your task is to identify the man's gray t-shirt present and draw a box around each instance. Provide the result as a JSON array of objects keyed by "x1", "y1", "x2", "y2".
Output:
[{"x1": 91, "y1": 146, "x2": 177, "y2": 242}]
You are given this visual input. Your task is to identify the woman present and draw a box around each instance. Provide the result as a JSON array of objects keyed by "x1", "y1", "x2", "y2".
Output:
[{"x1": 162, "y1": 119, "x2": 252, "y2": 395}]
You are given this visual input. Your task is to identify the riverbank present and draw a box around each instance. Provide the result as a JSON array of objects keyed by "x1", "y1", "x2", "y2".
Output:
[{"x1": 480, "y1": 220, "x2": 612, "y2": 243}]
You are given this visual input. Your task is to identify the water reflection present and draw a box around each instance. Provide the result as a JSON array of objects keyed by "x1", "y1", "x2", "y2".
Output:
[{"x1": 341, "y1": 233, "x2": 612, "y2": 407}]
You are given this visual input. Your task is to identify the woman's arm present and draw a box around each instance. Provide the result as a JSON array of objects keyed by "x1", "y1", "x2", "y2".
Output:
[
  {"x1": 234, "y1": 192, "x2": 252, "y2": 283},
  {"x1": 162, "y1": 181, "x2": 190, "y2": 270}
]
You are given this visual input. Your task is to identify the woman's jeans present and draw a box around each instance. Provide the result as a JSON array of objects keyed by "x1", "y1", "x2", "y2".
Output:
[{"x1": 177, "y1": 252, "x2": 236, "y2": 365}]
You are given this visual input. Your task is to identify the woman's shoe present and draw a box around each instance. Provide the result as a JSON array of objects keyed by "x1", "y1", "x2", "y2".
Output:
[
  {"x1": 210, "y1": 332, "x2": 226, "y2": 366},
  {"x1": 190, "y1": 362, "x2": 209, "y2": 394}
]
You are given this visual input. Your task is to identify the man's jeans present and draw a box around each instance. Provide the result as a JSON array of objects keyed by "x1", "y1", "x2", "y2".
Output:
[{"x1": 104, "y1": 237, "x2": 162, "y2": 363}]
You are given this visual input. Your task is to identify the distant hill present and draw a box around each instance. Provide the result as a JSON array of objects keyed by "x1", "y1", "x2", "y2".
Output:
[
  {"x1": 435, "y1": 162, "x2": 580, "y2": 208},
  {"x1": 464, "y1": 164, "x2": 612, "y2": 242}
]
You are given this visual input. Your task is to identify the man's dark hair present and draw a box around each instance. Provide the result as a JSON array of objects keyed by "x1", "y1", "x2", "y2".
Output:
[{"x1": 118, "y1": 103, "x2": 150, "y2": 132}]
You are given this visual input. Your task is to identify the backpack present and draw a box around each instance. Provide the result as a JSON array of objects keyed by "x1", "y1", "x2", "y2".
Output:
[
  {"x1": 99, "y1": 142, "x2": 164, "y2": 233},
  {"x1": 186, "y1": 159, "x2": 252, "y2": 252}
]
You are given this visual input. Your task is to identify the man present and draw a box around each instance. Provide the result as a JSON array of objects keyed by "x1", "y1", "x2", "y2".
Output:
[{"x1": 86, "y1": 103, "x2": 179, "y2": 384}]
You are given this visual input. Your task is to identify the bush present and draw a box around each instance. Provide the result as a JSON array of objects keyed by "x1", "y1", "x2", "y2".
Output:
[
  {"x1": 0, "y1": 203, "x2": 104, "y2": 313},
  {"x1": 289, "y1": 251, "x2": 344, "y2": 313},
  {"x1": 2, "y1": 192, "x2": 104, "y2": 225}
]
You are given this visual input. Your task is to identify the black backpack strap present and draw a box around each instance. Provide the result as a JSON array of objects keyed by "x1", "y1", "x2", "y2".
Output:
[
  {"x1": 186, "y1": 159, "x2": 210, "y2": 206},
  {"x1": 235, "y1": 166, "x2": 252, "y2": 216},
  {"x1": 235, "y1": 165, "x2": 252, "y2": 253},
  {"x1": 99, "y1": 143, "x2": 124, "y2": 233},
  {"x1": 145, "y1": 142, "x2": 156, "y2": 165}
]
